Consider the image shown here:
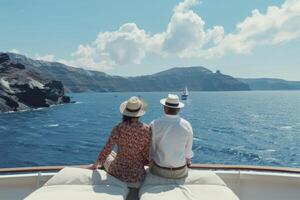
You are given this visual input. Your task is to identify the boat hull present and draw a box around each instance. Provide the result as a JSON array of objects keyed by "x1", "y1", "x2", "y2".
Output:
[{"x1": 181, "y1": 95, "x2": 188, "y2": 100}]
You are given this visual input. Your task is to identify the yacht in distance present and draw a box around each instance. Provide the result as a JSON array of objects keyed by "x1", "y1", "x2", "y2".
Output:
[{"x1": 181, "y1": 87, "x2": 189, "y2": 100}]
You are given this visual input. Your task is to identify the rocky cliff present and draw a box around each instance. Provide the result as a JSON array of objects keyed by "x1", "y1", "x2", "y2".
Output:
[{"x1": 0, "y1": 53, "x2": 71, "y2": 112}]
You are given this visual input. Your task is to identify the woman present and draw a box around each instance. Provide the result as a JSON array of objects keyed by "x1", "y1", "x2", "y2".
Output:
[{"x1": 90, "y1": 96, "x2": 151, "y2": 188}]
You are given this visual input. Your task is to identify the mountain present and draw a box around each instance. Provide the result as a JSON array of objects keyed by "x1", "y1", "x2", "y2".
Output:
[
  {"x1": 7, "y1": 53, "x2": 250, "y2": 92},
  {"x1": 0, "y1": 53, "x2": 71, "y2": 112},
  {"x1": 128, "y1": 67, "x2": 250, "y2": 91},
  {"x1": 7, "y1": 53, "x2": 119, "y2": 93},
  {"x1": 239, "y1": 78, "x2": 300, "y2": 90}
]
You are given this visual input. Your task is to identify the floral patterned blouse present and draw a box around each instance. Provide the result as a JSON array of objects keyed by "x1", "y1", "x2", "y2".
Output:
[{"x1": 98, "y1": 121, "x2": 151, "y2": 183}]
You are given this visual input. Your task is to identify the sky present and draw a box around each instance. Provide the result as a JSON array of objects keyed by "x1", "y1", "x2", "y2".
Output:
[{"x1": 1, "y1": 0, "x2": 300, "y2": 80}]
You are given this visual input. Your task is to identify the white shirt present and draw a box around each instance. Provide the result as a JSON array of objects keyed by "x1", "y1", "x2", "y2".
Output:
[{"x1": 150, "y1": 114, "x2": 193, "y2": 168}]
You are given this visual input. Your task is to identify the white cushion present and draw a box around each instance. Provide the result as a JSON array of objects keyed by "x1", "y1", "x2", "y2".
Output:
[
  {"x1": 45, "y1": 167, "x2": 127, "y2": 187},
  {"x1": 141, "y1": 169, "x2": 226, "y2": 187},
  {"x1": 25, "y1": 167, "x2": 129, "y2": 200},
  {"x1": 140, "y1": 185, "x2": 239, "y2": 200},
  {"x1": 139, "y1": 170, "x2": 239, "y2": 200},
  {"x1": 24, "y1": 185, "x2": 127, "y2": 200}
]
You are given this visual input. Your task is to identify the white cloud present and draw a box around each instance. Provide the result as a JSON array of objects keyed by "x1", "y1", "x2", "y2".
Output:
[
  {"x1": 59, "y1": 44, "x2": 115, "y2": 70},
  {"x1": 8, "y1": 49, "x2": 57, "y2": 63},
  {"x1": 34, "y1": 54, "x2": 55, "y2": 62},
  {"x1": 95, "y1": 23, "x2": 149, "y2": 65},
  {"x1": 63, "y1": 0, "x2": 300, "y2": 70},
  {"x1": 158, "y1": 0, "x2": 224, "y2": 58},
  {"x1": 66, "y1": 0, "x2": 223, "y2": 69},
  {"x1": 174, "y1": 0, "x2": 200, "y2": 13},
  {"x1": 210, "y1": 0, "x2": 300, "y2": 56},
  {"x1": 62, "y1": 23, "x2": 150, "y2": 70},
  {"x1": 9, "y1": 49, "x2": 20, "y2": 54}
]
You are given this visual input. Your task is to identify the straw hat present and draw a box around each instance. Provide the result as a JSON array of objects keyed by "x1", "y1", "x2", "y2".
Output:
[
  {"x1": 160, "y1": 94, "x2": 184, "y2": 108},
  {"x1": 120, "y1": 96, "x2": 147, "y2": 117}
]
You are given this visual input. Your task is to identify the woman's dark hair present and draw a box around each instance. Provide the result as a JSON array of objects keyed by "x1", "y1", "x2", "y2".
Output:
[{"x1": 122, "y1": 115, "x2": 139, "y2": 123}]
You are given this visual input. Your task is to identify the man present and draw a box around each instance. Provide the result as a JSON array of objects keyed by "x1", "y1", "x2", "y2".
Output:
[{"x1": 150, "y1": 94, "x2": 193, "y2": 179}]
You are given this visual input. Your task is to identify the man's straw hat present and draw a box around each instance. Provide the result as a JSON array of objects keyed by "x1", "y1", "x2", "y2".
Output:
[{"x1": 160, "y1": 94, "x2": 184, "y2": 108}]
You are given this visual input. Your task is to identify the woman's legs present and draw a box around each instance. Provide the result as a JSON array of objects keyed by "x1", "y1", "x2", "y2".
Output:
[
  {"x1": 126, "y1": 188, "x2": 139, "y2": 200},
  {"x1": 104, "y1": 151, "x2": 141, "y2": 200}
]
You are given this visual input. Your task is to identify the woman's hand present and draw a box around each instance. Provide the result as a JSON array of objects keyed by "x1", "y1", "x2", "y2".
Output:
[{"x1": 88, "y1": 161, "x2": 100, "y2": 170}]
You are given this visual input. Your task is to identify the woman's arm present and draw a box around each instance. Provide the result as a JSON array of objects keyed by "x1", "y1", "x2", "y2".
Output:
[
  {"x1": 142, "y1": 126, "x2": 152, "y2": 166},
  {"x1": 90, "y1": 126, "x2": 118, "y2": 170}
]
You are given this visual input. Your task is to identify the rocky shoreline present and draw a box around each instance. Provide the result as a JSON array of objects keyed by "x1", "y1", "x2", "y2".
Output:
[{"x1": 0, "y1": 53, "x2": 72, "y2": 113}]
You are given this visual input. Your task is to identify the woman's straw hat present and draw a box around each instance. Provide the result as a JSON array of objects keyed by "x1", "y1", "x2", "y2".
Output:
[
  {"x1": 160, "y1": 94, "x2": 184, "y2": 108},
  {"x1": 120, "y1": 96, "x2": 147, "y2": 117}
]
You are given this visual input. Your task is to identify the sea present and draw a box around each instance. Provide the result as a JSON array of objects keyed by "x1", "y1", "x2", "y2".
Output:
[{"x1": 0, "y1": 91, "x2": 300, "y2": 168}]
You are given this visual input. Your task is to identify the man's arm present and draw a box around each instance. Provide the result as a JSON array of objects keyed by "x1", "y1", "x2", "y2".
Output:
[
  {"x1": 149, "y1": 121, "x2": 155, "y2": 161},
  {"x1": 186, "y1": 158, "x2": 192, "y2": 167},
  {"x1": 185, "y1": 123, "x2": 194, "y2": 167}
]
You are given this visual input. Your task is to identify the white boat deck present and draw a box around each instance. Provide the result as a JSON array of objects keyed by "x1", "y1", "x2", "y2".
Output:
[{"x1": 0, "y1": 165, "x2": 300, "y2": 200}]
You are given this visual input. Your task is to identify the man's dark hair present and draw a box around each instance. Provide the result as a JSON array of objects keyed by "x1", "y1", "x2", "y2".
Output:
[{"x1": 164, "y1": 106, "x2": 180, "y2": 115}]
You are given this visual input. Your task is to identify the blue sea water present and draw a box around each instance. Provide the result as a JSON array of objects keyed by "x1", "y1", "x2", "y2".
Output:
[{"x1": 0, "y1": 91, "x2": 300, "y2": 168}]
